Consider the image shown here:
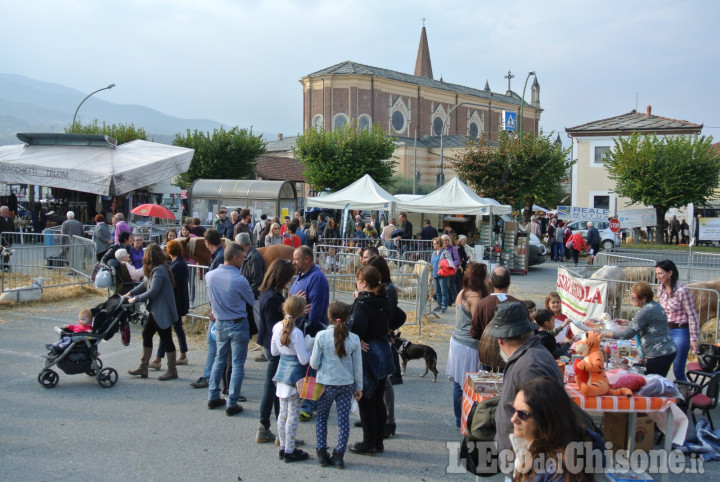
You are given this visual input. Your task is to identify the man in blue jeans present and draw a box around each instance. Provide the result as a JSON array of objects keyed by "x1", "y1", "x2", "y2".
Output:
[
  {"x1": 289, "y1": 246, "x2": 329, "y2": 421},
  {"x1": 190, "y1": 229, "x2": 225, "y2": 389},
  {"x1": 204, "y1": 242, "x2": 254, "y2": 416}
]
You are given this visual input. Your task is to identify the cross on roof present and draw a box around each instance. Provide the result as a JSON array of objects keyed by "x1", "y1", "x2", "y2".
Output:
[{"x1": 504, "y1": 70, "x2": 514, "y2": 91}]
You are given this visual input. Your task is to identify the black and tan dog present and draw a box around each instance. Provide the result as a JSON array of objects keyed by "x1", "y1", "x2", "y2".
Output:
[{"x1": 392, "y1": 332, "x2": 438, "y2": 382}]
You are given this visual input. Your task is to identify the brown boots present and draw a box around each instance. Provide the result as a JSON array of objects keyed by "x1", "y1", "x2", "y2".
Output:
[
  {"x1": 158, "y1": 352, "x2": 178, "y2": 380},
  {"x1": 128, "y1": 347, "x2": 152, "y2": 378}
]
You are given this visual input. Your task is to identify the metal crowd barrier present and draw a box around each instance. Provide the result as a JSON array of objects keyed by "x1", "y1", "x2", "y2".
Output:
[
  {"x1": 567, "y1": 267, "x2": 720, "y2": 344},
  {"x1": 1, "y1": 232, "x2": 95, "y2": 293},
  {"x1": 689, "y1": 252, "x2": 720, "y2": 283},
  {"x1": 313, "y1": 244, "x2": 432, "y2": 336},
  {"x1": 594, "y1": 250, "x2": 720, "y2": 283},
  {"x1": 185, "y1": 264, "x2": 210, "y2": 329}
]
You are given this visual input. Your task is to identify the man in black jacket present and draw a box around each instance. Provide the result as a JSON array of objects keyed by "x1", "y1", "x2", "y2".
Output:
[{"x1": 100, "y1": 231, "x2": 133, "y2": 268}]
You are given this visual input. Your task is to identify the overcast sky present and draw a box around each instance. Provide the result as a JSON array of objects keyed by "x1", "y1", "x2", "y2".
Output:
[{"x1": 2, "y1": 0, "x2": 719, "y2": 144}]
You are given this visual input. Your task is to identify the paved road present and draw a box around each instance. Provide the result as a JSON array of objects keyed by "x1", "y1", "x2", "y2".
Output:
[{"x1": 0, "y1": 260, "x2": 717, "y2": 481}]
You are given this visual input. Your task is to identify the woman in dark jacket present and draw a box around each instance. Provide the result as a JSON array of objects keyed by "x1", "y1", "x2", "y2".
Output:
[
  {"x1": 256, "y1": 258, "x2": 296, "y2": 443},
  {"x1": 322, "y1": 218, "x2": 340, "y2": 239},
  {"x1": 125, "y1": 243, "x2": 178, "y2": 381},
  {"x1": 369, "y1": 256, "x2": 401, "y2": 438},
  {"x1": 349, "y1": 266, "x2": 393, "y2": 455},
  {"x1": 150, "y1": 239, "x2": 190, "y2": 371}
]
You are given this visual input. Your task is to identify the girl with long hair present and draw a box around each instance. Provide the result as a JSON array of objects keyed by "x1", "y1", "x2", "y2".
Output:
[
  {"x1": 349, "y1": 266, "x2": 393, "y2": 455},
  {"x1": 271, "y1": 295, "x2": 311, "y2": 463},
  {"x1": 511, "y1": 377, "x2": 604, "y2": 481},
  {"x1": 447, "y1": 262, "x2": 490, "y2": 429},
  {"x1": 305, "y1": 220, "x2": 320, "y2": 250},
  {"x1": 431, "y1": 237, "x2": 454, "y2": 313},
  {"x1": 125, "y1": 243, "x2": 178, "y2": 380},
  {"x1": 656, "y1": 259, "x2": 699, "y2": 381},
  {"x1": 256, "y1": 258, "x2": 296, "y2": 444},
  {"x1": 368, "y1": 255, "x2": 401, "y2": 438},
  {"x1": 150, "y1": 239, "x2": 190, "y2": 371},
  {"x1": 310, "y1": 301, "x2": 363, "y2": 469}
]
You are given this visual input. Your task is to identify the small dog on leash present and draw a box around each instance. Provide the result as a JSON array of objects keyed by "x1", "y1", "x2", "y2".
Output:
[{"x1": 392, "y1": 332, "x2": 438, "y2": 382}]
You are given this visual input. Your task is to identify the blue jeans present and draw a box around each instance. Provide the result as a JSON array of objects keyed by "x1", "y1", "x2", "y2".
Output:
[
  {"x1": 435, "y1": 276, "x2": 449, "y2": 309},
  {"x1": 670, "y1": 327, "x2": 690, "y2": 381},
  {"x1": 453, "y1": 382, "x2": 463, "y2": 429},
  {"x1": 202, "y1": 321, "x2": 217, "y2": 379},
  {"x1": 552, "y1": 242, "x2": 564, "y2": 261},
  {"x1": 209, "y1": 320, "x2": 250, "y2": 407},
  {"x1": 259, "y1": 346, "x2": 280, "y2": 429}
]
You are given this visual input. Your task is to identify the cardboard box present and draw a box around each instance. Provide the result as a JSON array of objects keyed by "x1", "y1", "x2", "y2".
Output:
[
  {"x1": 466, "y1": 373, "x2": 503, "y2": 394},
  {"x1": 603, "y1": 413, "x2": 654, "y2": 451}
]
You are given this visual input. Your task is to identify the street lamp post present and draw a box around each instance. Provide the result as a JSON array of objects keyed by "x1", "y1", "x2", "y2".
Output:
[
  {"x1": 438, "y1": 101, "x2": 491, "y2": 187},
  {"x1": 72, "y1": 83, "x2": 116, "y2": 126},
  {"x1": 518, "y1": 71, "x2": 535, "y2": 141},
  {"x1": 517, "y1": 71, "x2": 535, "y2": 216}
]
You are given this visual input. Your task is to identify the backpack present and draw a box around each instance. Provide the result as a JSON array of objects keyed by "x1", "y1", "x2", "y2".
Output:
[{"x1": 460, "y1": 396, "x2": 501, "y2": 476}]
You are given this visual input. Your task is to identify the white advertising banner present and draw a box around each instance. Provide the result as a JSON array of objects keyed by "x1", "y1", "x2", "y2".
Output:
[
  {"x1": 698, "y1": 217, "x2": 720, "y2": 241},
  {"x1": 556, "y1": 205, "x2": 609, "y2": 222},
  {"x1": 557, "y1": 267, "x2": 609, "y2": 321},
  {"x1": 616, "y1": 209, "x2": 657, "y2": 229}
]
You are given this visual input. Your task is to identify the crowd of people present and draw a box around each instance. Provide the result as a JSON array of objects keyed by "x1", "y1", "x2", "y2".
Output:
[{"x1": 34, "y1": 205, "x2": 703, "y2": 477}]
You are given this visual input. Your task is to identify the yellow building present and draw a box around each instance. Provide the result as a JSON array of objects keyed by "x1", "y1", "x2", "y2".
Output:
[{"x1": 565, "y1": 107, "x2": 702, "y2": 213}]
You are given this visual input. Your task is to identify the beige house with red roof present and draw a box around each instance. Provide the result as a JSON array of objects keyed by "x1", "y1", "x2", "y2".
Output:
[{"x1": 565, "y1": 107, "x2": 703, "y2": 213}]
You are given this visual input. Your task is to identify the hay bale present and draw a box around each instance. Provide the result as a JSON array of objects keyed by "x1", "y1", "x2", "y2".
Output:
[{"x1": 701, "y1": 318, "x2": 719, "y2": 344}]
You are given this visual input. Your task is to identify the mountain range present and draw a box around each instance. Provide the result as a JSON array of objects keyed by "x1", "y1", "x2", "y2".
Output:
[{"x1": 0, "y1": 73, "x2": 228, "y2": 146}]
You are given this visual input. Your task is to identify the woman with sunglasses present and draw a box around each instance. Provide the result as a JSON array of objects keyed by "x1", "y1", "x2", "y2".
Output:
[
  {"x1": 265, "y1": 223, "x2": 283, "y2": 246},
  {"x1": 602, "y1": 281, "x2": 676, "y2": 376},
  {"x1": 510, "y1": 377, "x2": 604, "y2": 481}
]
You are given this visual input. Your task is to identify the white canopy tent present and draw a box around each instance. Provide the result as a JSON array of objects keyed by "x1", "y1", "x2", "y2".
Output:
[
  {"x1": 0, "y1": 137, "x2": 194, "y2": 196},
  {"x1": 305, "y1": 174, "x2": 399, "y2": 211},
  {"x1": 395, "y1": 177, "x2": 512, "y2": 215}
]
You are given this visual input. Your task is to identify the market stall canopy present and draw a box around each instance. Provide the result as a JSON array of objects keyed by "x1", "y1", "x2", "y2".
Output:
[
  {"x1": 395, "y1": 177, "x2": 512, "y2": 215},
  {"x1": 305, "y1": 174, "x2": 399, "y2": 210},
  {"x1": 0, "y1": 133, "x2": 194, "y2": 196}
]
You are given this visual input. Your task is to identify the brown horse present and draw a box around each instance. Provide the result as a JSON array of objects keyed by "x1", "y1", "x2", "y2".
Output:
[{"x1": 176, "y1": 237, "x2": 294, "y2": 267}]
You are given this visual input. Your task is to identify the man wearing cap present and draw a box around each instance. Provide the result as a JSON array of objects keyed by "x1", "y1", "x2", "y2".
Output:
[
  {"x1": 488, "y1": 301, "x2": 562, "y2": 473},
  {"x1": 470, "y1": 267, "x2": 522, "y2": 340}
]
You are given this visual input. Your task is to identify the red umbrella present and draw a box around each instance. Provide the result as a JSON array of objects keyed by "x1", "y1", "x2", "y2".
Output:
[{"x1": 131, "y1": 204, "x2": 175, "y2": 219}]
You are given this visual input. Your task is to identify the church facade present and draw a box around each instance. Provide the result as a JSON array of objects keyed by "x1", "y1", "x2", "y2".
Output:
[{"x1": 298, "y1": 26, "x2": 543, "y2": 185}]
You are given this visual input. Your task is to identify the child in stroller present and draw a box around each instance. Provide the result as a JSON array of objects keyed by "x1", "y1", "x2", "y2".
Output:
[
  {"x1": 46, "y1": 309, "x2": 93, "y2": 354},
  {"x1": 39, "y1": 294, "x2": 129, "y2": 389}
]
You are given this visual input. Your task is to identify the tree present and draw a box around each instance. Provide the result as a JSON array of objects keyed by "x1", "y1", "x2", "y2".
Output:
[
  {"x1": 294, "y1": 123, "x2": 397, "y2": 192},
  {"x1": 382, "y1": 175, "x2": 436, "y2": 195},
  {"x1": 449, "y1": 131, "x2": 572, "y2": 220},
  {"x1": 606, "y1": 133, "x2": 720, "y2": 244},
  {"x1": 65, "y1": 119, "x2": 147, "y2": 144},
  {"x1": 173, "y1": 127, "x2": 265, "y2": 189}
]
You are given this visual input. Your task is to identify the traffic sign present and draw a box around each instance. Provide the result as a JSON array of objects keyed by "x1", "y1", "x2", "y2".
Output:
[{"x1": 609, "y1": 218, "x2": 621, "y2": 233}]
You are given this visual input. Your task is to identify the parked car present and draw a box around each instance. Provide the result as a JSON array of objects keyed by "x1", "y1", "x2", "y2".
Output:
[
  {"x1": 527, "y1": 233, "x2": 546, "y2": 266},
  {"x1": 564, "y1": 220, "x2": 620, "y2": 251}
]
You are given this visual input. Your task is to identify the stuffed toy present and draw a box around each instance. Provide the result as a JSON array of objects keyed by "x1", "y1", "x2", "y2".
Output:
[{"x1": 573, "y1": 332, "x2": 632, "y2": 397}]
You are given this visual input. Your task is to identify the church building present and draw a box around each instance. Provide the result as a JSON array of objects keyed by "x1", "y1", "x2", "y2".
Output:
[{"x1": 297, "y1": 25, "x2": 543, "y2": 185}]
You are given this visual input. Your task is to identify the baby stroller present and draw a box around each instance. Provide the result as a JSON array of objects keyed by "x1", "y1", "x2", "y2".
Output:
[{"x1": 38, "y1": 294, "x2": 131, "y2": 389}]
